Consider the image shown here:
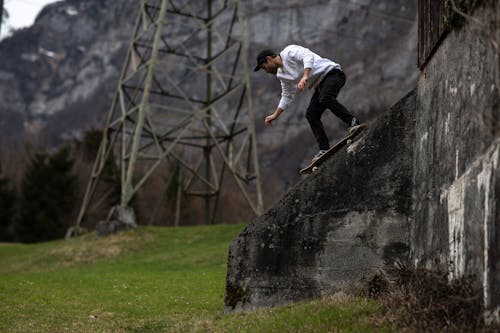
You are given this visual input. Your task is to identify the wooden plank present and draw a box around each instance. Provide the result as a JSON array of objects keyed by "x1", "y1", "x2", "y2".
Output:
[{"x1": 418, "y1": 0, "x2": 447, "y2": 69}]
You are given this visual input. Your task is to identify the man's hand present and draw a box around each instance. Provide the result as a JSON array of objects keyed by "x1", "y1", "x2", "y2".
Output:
[
  {"x1": 265, "y1": 108, "x2": 283, "y2": 127},
  {"x1": 265, "y1": 113, "x2": 277, "y2": 127},
  {"x1": 297, "y1": 76, "x2": 308, "y2": 91},
  {"x1": 298, "y1": 68, "x2": 311, "y2": 91}
]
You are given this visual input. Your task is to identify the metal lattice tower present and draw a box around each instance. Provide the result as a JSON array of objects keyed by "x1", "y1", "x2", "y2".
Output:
[{"x1": 72, "y1": 0, "x2": 263, "y2": 231}]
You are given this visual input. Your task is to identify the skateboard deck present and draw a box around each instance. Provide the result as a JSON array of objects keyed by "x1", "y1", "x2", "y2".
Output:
[{"x1": 299, "y1": 124, "x2": 367, "y2": 175}]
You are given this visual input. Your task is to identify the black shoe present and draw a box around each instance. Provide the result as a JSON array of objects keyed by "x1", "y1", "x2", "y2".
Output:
[{"x1": 311, "y1": 149, "x2": 327, "y2": 163}]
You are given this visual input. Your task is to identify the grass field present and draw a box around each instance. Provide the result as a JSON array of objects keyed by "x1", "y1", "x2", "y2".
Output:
[{"x1": 0, "y1": 225, "x2": 391, "y2": 332}]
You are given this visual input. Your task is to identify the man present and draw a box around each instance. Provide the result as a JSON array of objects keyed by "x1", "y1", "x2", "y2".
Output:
[{"x1": 254, "y1": 45, "x2": 360, "y2": 162}]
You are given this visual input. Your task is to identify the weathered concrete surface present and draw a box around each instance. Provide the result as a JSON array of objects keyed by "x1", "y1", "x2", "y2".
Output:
[
  {"x1": 225, "y1": 90, "x2": 415, "y2": 312},
  {"x1": 412, "y1": 3, "x2": 499, "y2": 319}
]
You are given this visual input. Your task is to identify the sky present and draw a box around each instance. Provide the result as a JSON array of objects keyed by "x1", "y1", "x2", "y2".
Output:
[{"x1": 1, "y1": 0, "x2": 60, "y2": 39}]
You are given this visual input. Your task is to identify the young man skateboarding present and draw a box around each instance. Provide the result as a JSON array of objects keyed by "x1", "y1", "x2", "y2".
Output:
[{"x1": 254, "y1": 45, "x2": 360, "y2": 163}]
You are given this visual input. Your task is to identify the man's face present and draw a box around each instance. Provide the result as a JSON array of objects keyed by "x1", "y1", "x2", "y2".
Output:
[{"x1": 261, "y1": 57, "x2": 278, "y2": 75}]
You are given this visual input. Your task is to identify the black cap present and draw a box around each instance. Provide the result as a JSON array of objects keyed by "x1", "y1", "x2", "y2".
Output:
[{"x1": 254, "y1": 49, "x2": 276, "y2": 72}]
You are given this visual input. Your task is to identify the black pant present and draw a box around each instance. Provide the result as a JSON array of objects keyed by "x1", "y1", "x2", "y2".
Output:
[{"x1": 306, "y1": 69, "x2": 355, "y2": 151}]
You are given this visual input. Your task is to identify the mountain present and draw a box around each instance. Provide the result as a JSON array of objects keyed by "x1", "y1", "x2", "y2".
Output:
[{"x1": 0, "y1": 0, "x2": 417, "y2": 199}]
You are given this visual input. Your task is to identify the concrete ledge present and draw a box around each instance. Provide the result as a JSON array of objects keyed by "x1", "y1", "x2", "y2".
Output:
[{"x1": 225, "y1": 90, "x2": 416, "y2": 312}]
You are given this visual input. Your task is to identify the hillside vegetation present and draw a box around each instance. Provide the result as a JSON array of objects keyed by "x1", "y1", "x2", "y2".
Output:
[{"x1": 0, "y1": 225, "x2": 390, "y2": 332}]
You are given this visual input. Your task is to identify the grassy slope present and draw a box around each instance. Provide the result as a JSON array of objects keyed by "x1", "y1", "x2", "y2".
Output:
[{"x1": 0, "y1": 225, "x2": 391, "y2": 332}]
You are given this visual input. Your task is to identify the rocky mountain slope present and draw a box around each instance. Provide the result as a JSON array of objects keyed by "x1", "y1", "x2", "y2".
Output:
[{"x1": 0, "y1": 0, "x2": 417, "y2": 198}]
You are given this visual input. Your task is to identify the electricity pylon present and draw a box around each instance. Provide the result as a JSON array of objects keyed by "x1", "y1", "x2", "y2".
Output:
[{"x1": 70, "y1": 0, "x2": 263, "y2": 233}]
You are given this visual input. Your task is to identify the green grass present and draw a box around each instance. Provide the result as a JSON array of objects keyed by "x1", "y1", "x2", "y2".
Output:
[{"x1": 0, "y1": 225, "x2": 392, "y2": 332}]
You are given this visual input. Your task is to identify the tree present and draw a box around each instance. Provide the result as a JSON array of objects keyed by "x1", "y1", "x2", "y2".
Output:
[
  {"x1": 0, "y1": 171, "x2": 16, "y2": 241},
  {"x1": 17, "y1": 146, "x2": 77, "y2": 243}
]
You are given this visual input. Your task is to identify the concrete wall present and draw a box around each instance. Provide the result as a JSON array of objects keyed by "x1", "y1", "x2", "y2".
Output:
[
  {"x1": 412, "y1": 3, "x2": 499, "y2": 319},
  {"x1": 224, "y1": 1, "x2": 499, "y2": 320},
  {"x1": 225, "y1": 90, "x2": 416, "y2": 312}
]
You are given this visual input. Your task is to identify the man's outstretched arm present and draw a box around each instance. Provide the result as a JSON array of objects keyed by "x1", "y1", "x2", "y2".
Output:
[{"x1": 265, "y1": 80, "x2": 296, "y2": 127}]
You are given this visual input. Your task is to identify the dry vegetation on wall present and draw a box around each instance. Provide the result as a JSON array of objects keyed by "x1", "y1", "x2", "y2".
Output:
[{"x1": 361, "y1": 264, "x2": 499, "y2": 332}]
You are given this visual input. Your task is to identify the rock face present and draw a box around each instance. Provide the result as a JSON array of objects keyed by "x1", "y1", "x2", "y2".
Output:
[
  {"x1": 0, "y1": 0, "x2": 417, "y2": 196},
  {"x1": 225, "y1": 90, "x2": 415, "y2": 311},
  {"x1": 0, "y1": 0, "x2": 136, "y2": 146}
]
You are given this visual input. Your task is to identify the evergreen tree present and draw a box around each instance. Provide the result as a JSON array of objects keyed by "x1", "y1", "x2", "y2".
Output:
[
  {"x1": 17, "y1": 146, "x2": 77, "y2": 243},
  {"x1": 0, "y1": 171, "x2": 16, "y2": 241}
]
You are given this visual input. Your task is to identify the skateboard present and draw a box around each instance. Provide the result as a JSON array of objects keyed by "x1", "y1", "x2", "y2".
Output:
[{"x1": 299, "y1": 124, "x2": 367, "y2": 175}]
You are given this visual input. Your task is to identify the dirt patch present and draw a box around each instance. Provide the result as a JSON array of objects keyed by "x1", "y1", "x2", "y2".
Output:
[{"x1": 48, "y1": 229, "x2": 155, "y2": 265}]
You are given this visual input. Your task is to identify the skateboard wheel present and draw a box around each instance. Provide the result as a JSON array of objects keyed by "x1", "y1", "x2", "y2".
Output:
[
  {"x1": 347, "y1": 139, "x2": 352, "y2": 145},
  {"x1": 312, "y1": 166, "x2": 318, "y2": 172}
]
